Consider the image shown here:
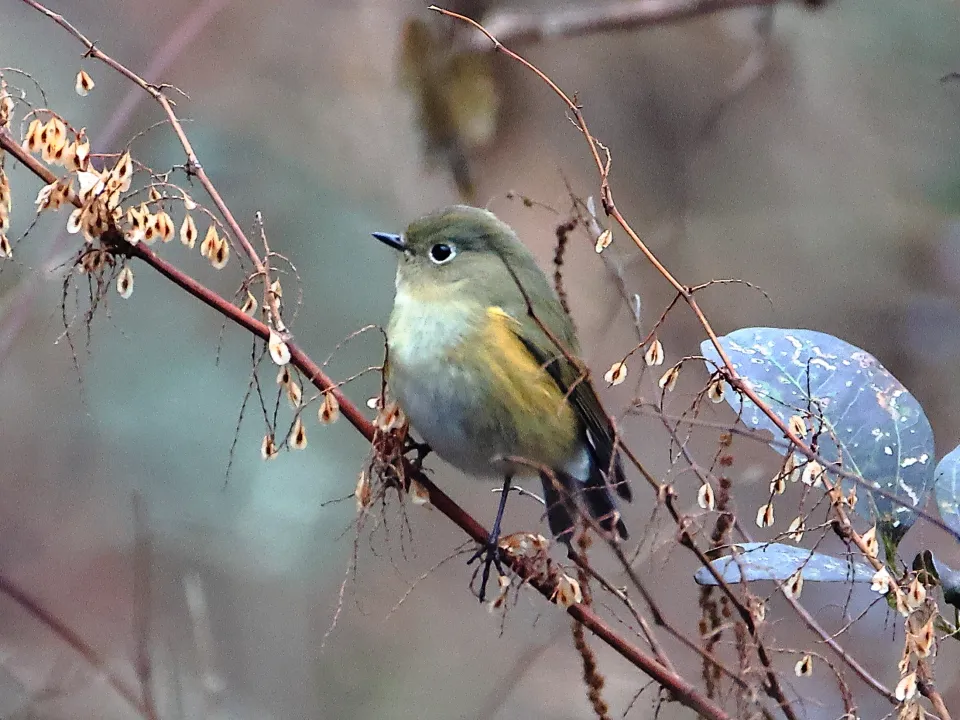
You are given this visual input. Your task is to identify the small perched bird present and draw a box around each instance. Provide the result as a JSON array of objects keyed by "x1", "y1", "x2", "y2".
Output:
[{"x1": 373, "y1": 205, "x2": 631, "y2": 598}]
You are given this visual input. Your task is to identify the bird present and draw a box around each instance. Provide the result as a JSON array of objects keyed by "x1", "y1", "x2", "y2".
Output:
[{"x1": 373, "y1": 205, "x2": 631, "y2": 599}]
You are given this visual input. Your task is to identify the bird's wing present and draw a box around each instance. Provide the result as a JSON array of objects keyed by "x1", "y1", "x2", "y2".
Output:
[{"x1": 509, "y1": 311, "x2": 631, "y2": 502}]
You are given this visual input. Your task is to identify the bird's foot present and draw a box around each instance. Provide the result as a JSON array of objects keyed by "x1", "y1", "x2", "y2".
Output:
[
  {"x1": 467, "y1": 533, "x2": 505, "y2": 603},
  {"x1": 403, "y1": 439, "x2": 432, "y2": 469}
]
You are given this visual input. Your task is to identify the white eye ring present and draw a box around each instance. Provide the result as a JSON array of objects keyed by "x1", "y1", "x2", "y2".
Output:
[{"x1": 429, "y1": 243, "x2": 456, "y2": 265}]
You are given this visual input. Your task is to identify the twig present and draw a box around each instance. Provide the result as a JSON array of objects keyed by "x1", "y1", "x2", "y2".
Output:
[
  {"x1": 657, "y1": 407, "x2": 897, "y2": 706},
  {"x1": 918, "y1": 659, "x2": 953, "y2": 720},
  {"x1": 0, "y1": 573, "x2": 151, "y2": 719},
  {"x1": 430, "y1": 3, "x2": 960, "y2": 547},
  {"x1": 132, "y1": 495, "x2": 160, "y2": 720},
  {"x1": 0, "y1": 124, "x2": 735, "y2": 720},
  {"x1": 19, "y1": 0, "x2": 283, "y2": 334}
]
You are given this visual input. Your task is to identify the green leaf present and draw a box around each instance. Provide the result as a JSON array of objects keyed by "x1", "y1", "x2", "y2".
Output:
[
  {"x1": 694, "y1": 543, "x2": 874, "y2": 585},
  {"x1": 701, "y1": 328, "x2": 935, "y2": 536}
]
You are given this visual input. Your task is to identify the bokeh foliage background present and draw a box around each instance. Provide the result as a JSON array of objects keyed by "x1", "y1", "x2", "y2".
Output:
[{"x1": 1, "y1": 1, "x2": 960, "y2": 718}]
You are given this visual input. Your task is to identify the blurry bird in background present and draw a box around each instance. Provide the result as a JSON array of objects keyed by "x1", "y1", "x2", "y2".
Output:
[{"x1": 398, "y1": 18, "x2": 500, "y2": 202}]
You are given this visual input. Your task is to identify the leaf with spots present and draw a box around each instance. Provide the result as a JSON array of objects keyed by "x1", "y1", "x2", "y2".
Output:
[
  {"x1": 701, "y1": 328, "x2": 934, "y2": 539},
  {"x1": 694, "y1": 543, "x2": 875, "y2": 586},
  {"x1": 934, "y1": 445, "x2": 960, "y2": 540}
]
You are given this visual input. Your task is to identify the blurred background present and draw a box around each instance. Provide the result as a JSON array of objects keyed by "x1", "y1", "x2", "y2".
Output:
[{"x1": 1, "y1": 0, "x2": 960, "y2": 718}]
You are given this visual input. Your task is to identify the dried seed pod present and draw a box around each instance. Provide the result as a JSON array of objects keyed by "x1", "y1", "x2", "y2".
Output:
[
  {"x1": 75, "y1": 69, "x2": 95, "y2": 96},
  {"x1": 199, "y1": 224, "x2": 219, "y2": 259},
  {"x1": 770, "y1": 473, "x2": 786, "y2": 495},
  {"x1": 153, "y1": 210, "x2": 174, "y2": 243},
  {"x1": 289, "y1": 416, "x2": 307, "y2": 450},
  {"x1": 903, "y1": 576, "x2": 926, "y2": 613},
  {"x1": 318, "y1": 392, "x2": 340, "y2": 424},
  {"x1": 552, "y1": 573, "x2": 582, "y2": 607},
  {"x1": 180, "y1": 214, "x2": 197, "y2": 247},
  {"x1": 24, "y1": 118, "x2": 43, "y2": 153},
  {"x1": 861, "y1": 525, "x2": 879, "y2": 560},
  {"x1": 706, "y1": 375, "x2": 725, "y2": 403},
  {"x1": 870, "y1": 567, "x2": 893, "y2": 594},
  {"x1": 268, "y1": 330, "x2": 291, "y2": 365},
  {"x1": 604, "y1": 361, "x2": 627, "y2": 386},
  {"x1": 261, "y1": 433, "x2": 278, "y2": 460},
  {"x1": 355, "y1": 471, "x2": 372, "y2": 511},
  {"x1": 658, "y1": 364, "x2": 680, "y2": 392},
  {"x1": 787, "y1": 516, "x2": 805, "y2": 542},
  {"x1": 697, "y1": 482, "x2": 715, "y2": 510},
  {"x1": 783, "y1": 569, "x2": 803, "y2": 599},
  {"x1": 801, "y1": 460, "x2": 824, "y2": 488},
  {"x1": 240, "y1": 290, "x2": 257, "y2": 315},
  {"x1": 594, "y1": 228, "x2": 612, "y2": 254},
  {"x1": 756, "y1": 502, "x2": 775, "y2": 528},
  {"x1": 117, "y1": 266, "x2": 134, "y2": 298},
  {"x1": 74, "y1": 135, "x2": 90, "y2": 170},
  {"x1": 211, "y1": 236, "x2": 230, "y2": 269},
  {"x1": 286, "y1": 380, "x2": 302, "y2": 408},
  {"x1": 644, "y1": 338, "x2": 664, "y2": 367},
  {"x1": 409, "y1": 479, "x2": 430, "y2": 506},
  {"x1": 788, "y1": 414, "x2": 807, "y2": 438},
  {"x1": 895, "y1": 672, "x2": 917, "y2": 702}
]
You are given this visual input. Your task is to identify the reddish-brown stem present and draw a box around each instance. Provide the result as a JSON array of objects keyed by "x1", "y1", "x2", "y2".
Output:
[
  {"x1": 430, "y1": 3, "x2": 957, "y2": 545},
  {"x1": 919, "y1": 659, "x2": 953, "y2": 720},
  {"x1": 0, "y1": 123, "x2": 733, "y2": 720},
  {"x1": 19, "y1": 0, "x2": 283, "y2": 333},
  {"x1": 0, "y1": 573, "x2": 152, "y2": 719},
  {"x1": 430, "y1": 11, "x2": 955, "y2": 719}
]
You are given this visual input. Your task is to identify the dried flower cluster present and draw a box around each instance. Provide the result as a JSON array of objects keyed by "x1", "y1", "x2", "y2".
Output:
[{"x1": 3, "y1": 77, "x2": 235, "y2": 302}]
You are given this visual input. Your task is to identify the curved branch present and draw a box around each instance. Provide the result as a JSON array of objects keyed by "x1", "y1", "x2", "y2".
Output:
[
  {"x1": 0, "y1": 124, "x2": 733, "y2": 720},
  {"x1": 0, "y1": 574, "x2": 152, "y2": 719}
]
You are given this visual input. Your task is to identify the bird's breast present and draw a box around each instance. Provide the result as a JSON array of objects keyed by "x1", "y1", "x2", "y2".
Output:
[{"x1": 386, "y1": 291, "x2": 578, "y2": 476}]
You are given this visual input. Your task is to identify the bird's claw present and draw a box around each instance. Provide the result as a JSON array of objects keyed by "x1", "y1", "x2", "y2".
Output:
[
  {"x1": 468, "y1": 536, "x2": 505, "y2": 603},
  {"x1": 403, "y1": 439, "x2": 432, "y2": 469}
]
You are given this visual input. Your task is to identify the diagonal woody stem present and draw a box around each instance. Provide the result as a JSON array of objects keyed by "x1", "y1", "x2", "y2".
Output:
[{"x1": 0, "y1": 120, "x2": 733, "y2": 720}]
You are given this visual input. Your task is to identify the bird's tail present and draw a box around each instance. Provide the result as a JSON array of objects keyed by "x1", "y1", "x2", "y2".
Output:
[{"x1": 540, "y1": 454, "x2": 628, "y2": 543}]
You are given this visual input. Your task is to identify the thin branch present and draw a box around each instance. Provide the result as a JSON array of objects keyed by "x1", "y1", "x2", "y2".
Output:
[
  {"x1": 0, "y1": 121, "x2": 733, "y2": 720},
  {"x1": 132, "y1": 495, "x2": 160, "y2": 720},
  {"x1": 429, "y1": 3, "x2": 960, "y2": 548},
  {"x1": 0, "y1": 573, "x2": 151, "y2": 719},
  {"x1": 19, "y1": 0, "x2": 283, "y2": 333},
  {"x1": 657, "y1": 408, "x2": 897, "y2": 706}
]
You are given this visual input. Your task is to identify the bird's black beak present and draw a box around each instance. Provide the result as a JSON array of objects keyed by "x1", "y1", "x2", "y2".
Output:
[{"x1": 372, "y1": 232, "x2": 406, "y2": 252}]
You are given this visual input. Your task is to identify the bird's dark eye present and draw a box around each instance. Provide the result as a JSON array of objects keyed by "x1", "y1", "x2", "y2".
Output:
[{"x1": 429, "y1": 243, "x2": 456, "y2": 264}]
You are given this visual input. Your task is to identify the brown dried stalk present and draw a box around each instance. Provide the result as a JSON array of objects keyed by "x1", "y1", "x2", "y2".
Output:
[
  {"x1": 0, "y1": 9, "x2": 735, "y2": 715},
  {"x1": 426, "y1": 8, "x2": 956, "y2": 720}
]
